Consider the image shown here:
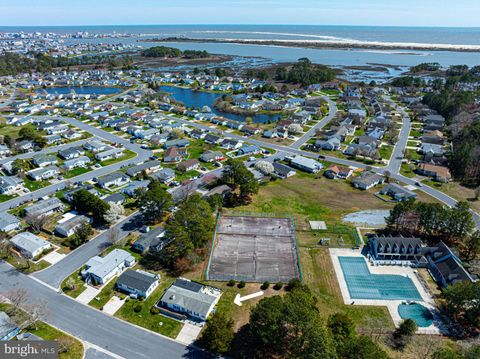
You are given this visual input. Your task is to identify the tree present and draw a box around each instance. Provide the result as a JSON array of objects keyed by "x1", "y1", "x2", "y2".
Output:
[
  {"x1": 248, "y1": 286, "x2": 336, "y2": 358},
  {"x1": 137, "y1": 180, "x2": 173, "y2": 224},
  {"x1": 327, "y1": 313, "x2": 355, "y2": 345},
  {"x1": 11, "y1": 159, "x2": 31, "y2": 175},
  {"x1": 162, "y1": 194, "x2": 214, "y2": 268},
  {"x1": 287, "y1": 123, "x2": 303, "y2": 134},
  {"x1": 103, "y1": 202, "x2": 125, "y2": 223},
  {"x1": 25, "y1": 213, "x2": 49, "y2": 232},
  {"x1": 443, "y1": 281, "x2": 480, "y2": 334},
  {"x1": 390, "y1": 319, "x2": 417, "y2": 350},
  {"x1": 24, "y1": 300, "x2": 48, "y2": 330},
  {"x1": 463, "y1": 231, "x2": 480, "y2": 260},
  {"x1": 342, "y1": 335, "x2": 389, "y2": 359},
  {"x1": 221, "y1": 158, "x2": 259, "y2": 205},
  {"x1": 200, "y1": 312, "x2": 234, "y2": 354},
  {"x1": 72, "y1": 189, "x2": 110, "y2": 223},
  {"x1": 254, "y1": 160, "x2": 274, "y2": 175},
  {"x1": 4, "y1": 288, "x2": 28, "y2": 316},
  {"x1": 66, "y1": 223, "x2": 93, "y2": 249}
]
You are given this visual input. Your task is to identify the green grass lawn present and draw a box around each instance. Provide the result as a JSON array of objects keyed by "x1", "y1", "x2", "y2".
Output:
[
  {"x1": 100, "y1": 149, "x2": 136, "y2": 166},
  {"x1": 89, "y1": 280, "x2": 117, "y2": 309},
  {"x1": 0, "y1": 193, "x2": 16, "y2": 202},
  {"x1": 379, "y1": 145, "x2": 394, "y2": 161},
  {"x1": 400, "y1": 163, "x2": 416, "y2": 178},
  {"x1": 115, "y1": 278, "x2": 183, "y2": 338},
  {"x1": 176, "y1": 169, "x2": 201, "y2": 182},
  {"x1": 23, "y1": 178, "x2": 51, "y2": 191},
  {"x1": 0, "y1": 253, "x2": 49, "y2": 273},
  {"x1": 409, "y1": 128, "x2": 423, "y2": 138},
  {"x1": 64, "y1": 166, "x2": 92, "y2": 179},
  {"x1": 61, "y1": 269, "x2": 87, "y2": 298}
]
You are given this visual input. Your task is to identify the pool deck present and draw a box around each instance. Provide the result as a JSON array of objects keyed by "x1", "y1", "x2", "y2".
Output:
[{"x1": 329, "y1": 247, "x2": 447, "y2": 335}]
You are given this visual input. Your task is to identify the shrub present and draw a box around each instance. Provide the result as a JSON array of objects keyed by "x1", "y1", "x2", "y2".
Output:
[
  {"x1": 287, "y1": 278, "x2": 302, "y2": 291},
  {"x1": 238, "y1": 281, "x2": 246, "y2": 289},
  {"x1": 227, "y1": 279, "x2": 236, "y2": 287},
  {"x1": 261, "y1": 281, "x2": 270, "y2": 290},
  {"x1": 134, "y1": 303, "x2": 143, "y2": 313},
  {"x1": 273, "y1": 282, "x2": 283, "y2": 290},
  {"x1": 150, "y1": 306, "x2": 160, "y2": 315}
]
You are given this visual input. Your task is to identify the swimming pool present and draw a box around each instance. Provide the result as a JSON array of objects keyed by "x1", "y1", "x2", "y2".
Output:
[
  {"x1": 398, "y1": 303, "x2": 433, "y2": 327},
  {"x1": 338, "y1": 256, "x2": 422, "y2": 301}
]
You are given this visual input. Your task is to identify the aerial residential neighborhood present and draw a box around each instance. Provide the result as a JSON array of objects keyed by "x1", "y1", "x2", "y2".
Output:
[{"x1": 0, "y1": 3, "x2": 480, "y2": 359}]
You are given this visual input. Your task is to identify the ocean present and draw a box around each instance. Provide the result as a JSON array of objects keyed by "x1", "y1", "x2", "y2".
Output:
[{"x1": 2, "y1": 25, "x2": 480, "y2": 68}]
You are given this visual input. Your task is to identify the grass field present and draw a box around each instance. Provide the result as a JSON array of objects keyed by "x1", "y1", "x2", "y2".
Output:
[
  {"x1": 0, "y1": 193, "x2": 16, "y2": 202},
  {"x1": 61, "y1": 269, "x2": 87, "y2": 298},
  {"x1": 400, "y1": 163, "x2": 416, "y2": 178},
  {"x1": 100, "y1": 149, "x2": 136, "y2": 166}
]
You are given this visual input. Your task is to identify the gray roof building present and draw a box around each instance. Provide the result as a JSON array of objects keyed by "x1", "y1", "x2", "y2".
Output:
[
  {"x1": 116, "y1": 270, "x2": 159, "y2": 298},
  {"x1": 0, "y1": 212, "x2": 21, "y2": 232},
  {"x1": 24, "y1": 198, "x2": 64, "y2": 217},
  {"x1": 10, "y1": 232, "x2": 51, "y2": 259}
]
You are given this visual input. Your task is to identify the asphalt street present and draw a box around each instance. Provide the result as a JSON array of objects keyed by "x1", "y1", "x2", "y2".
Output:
[
  {"x1": 0, "y1": 261, "x2": 209, "y2": 359},
  {"x1": 32, "y1": 212, "x2": 144, "y2": 289}
]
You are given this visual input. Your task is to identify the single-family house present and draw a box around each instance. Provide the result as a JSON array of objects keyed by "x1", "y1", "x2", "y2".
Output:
[
  {"x1": 157, "y1": 278, "x2": 222, "y2": 321},
  {"x1": 116, "y1": 270, "x2": 160, "y2": 299},
  {"x1": 55, "y1": 214, "x2": 90, "y2": 237},
  {"x1": 95, "y1": 147, "x2": 124, "y2": 162},
  {"x1": 126, "y1": 160, "x2": 162, "y2": 177},
  {"x1": 27, "y1": 166, "x2": 59, "y2": 181},
  {"x1": 324, "y1": 165, "x2": 353, "y2": 179},
  {"x1": 151, "y1": 168, "x2": 176, "y2": 184},
  {"x1": 32, "y1": 154, "x2": 58, "y2": 167},
  {"x1": 62, "y1": 155, "x2": 91, "y2": 170},
  {"x1": 121, "y1": 180, "x2": 150, "y2": 197},
  {"x1": 81, "y1": 249, "x2": 135, "y2": 285},
  {"x1": 417, "y1": 163, "x2": 452, "y2": 183},
  {"x1": 24, "y1": 197, "x2": 64, "y2": 217},
  {"x1": 177, "y1": 159, "x2": 200, "y2": 172},
  {"x1": 272, "y1": 162, "x2": 296, "y2": 179},
  {"x1": 289, "y1": 155, "x2": 323, "y2": 173},
  {"x1": 200, "y1": 150, "x2": 224, "y2": 163},
  {"x1": 165, "y1": 139, "x2": 190, "y2": 149},
  {"x1": 132, "y1": 226, "x2": 167, "y2": 253},
  {"x1": 0, "y1": 212, "x2": 21, "y2": 232},
  {"x1": 0, "y1": 176, "x2": 23, "y2": 195},
  {"x1": 58, "y1": 146, "x2": 85, "y2": 160},
  {"x1": 379, "y1": 183, "x2": 417, "y2": 202},
  {"x1": 352, "y1": 171, "x2": 384, "y2": 190},
  {"x1": 10, "y1": 232, "x2": 52, "y2": 259},
  {"x1": 163, "y1": 147, "x2": 186, "y2": 163},
  {"x1": 97, "y1": 172, "x2": 130, "y2": 189}
]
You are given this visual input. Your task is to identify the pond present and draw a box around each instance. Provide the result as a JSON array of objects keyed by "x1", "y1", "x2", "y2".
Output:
[
  {"x1": 39, "y1": 86, "x2": 123, "y2": 95},
  {"x1": 160, "y1": 85, "x2": 281, "y2": 124},
  {"x1": 342, "y1": 210, "x2": 390, "y2": 227}
]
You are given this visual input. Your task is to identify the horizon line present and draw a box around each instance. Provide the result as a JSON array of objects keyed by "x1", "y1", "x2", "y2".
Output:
[{"x1": 1, "y1": 23, "x2": 480, "y2": 29}]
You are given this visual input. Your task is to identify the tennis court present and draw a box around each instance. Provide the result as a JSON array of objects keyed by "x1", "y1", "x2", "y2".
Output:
[{"x1": 338, "y1": 256, "x2": 422, "y2": 301}]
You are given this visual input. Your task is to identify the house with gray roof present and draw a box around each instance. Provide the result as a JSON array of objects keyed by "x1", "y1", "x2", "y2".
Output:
[
  {"x1": 24, "y1": 197, "x2": 64, "y2": 217},
  {"x1": 116, "y1": 270, "x2": 159, "y2": 298},
  {"x1": 58, "y1": 146, "x2": 85, "y2": 160},
  {"x1": 289, "y1": 155, "x2": 323, "y2": 173},
  {"x1": 151, "y1": 168, "x2": 175, "y2": 184},
  {"x1": 97, "y1": 172, "x2": 130, "y2": 189},
  {"x1": 0, "y1": 212, "x2": 21, "y2": 232},
  {"x1": 200, "y1": 150, "x2": 224, "y2": 163},
  {"x1": 55, "y1": 215, "x2": 90, "y2": 237},
  {"x1": 31, "y1": 154, "x2": 58, "y2": 167},
  {"x1": 10, "y1": 232, "x2": 52, "y2": 259},
  {"x1": 62, "y1": 156, "x2": 91, "y2": 170},
  {"x1": 379, "y1": 183, "x2": 417, "y2": 202},
  {"x1": 95, "y1": 147, "x2": 124, "y2": 162},
  {"x1": 27, "y1": 166, "x2": 59, "y2": 181},
  {"x1": 0, "y1": 311, "x2": 20, "y2": 341},
  {"x1": 157, "y1": 278, "x2": 222, "y2": 321},
  {"x1": 121, "y1": 180, "x2": 150, "y2": 197},
  {"x1": 81, "y1": 249, "x2": 135, "y2": 285},
  {"x1": 352, "y1": 171, "x2": 384, "y2": 190},
  {"x1": 272, "y1": 162, "x2": 296, "y2": 179},
  {"x1": 132, "y1": 226, "x2": 167, "y2": 253},
  {"x1": 0, "y1": 176, "x2": 23, "y2": 195},
  {"x1": 126, "y1": 160, "x2": 162, "y2": 177}
]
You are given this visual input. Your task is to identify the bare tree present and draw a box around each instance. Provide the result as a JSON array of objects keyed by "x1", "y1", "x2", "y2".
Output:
[
  {"x1": 4, "y1": 288, "x2": 28, "y2": 316},
  {"x1": 25, "y1": 213, "x2": 49, "y2": 232},
  {"x1": 23, "y1": 300, "x2": 48, "y2": 330},
  {"x1": 58, "y1": 337, "x2": 75, "y2": 354}
]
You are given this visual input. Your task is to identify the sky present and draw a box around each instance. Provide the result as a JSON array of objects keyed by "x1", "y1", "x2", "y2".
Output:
[{"x1": 0, "y1": 0, "x2": 479, "y2": 27}]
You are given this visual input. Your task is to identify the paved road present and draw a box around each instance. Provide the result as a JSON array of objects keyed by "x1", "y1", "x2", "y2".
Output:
[
  {"x1": 0, "y1": 117, "x2": 152, "y2": 212},
  {"x1": 33, "y1": 212, "x2": 144, "y2": 289},
  {"x1": 0, "y1": 261, "x2": 209, "y2": 359},
  {"x1": 291, "y1": 96, "x2": 338, "y2": 149},
  {"x1": 383, "y1": 96, "x2": 411, "y2": 174}
]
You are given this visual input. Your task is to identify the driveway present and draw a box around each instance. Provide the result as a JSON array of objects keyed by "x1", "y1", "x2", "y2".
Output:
[
  {"x1": 77, "y1": 286, "x2": 100, "y2": 305},
  {"x1": 176, "y1": 323, "x2": 202, "y2": 345}
]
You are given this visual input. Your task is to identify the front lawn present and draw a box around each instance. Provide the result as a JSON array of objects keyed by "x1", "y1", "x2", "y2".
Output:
[
  {"x1": 89, "y1": 279, "x2": 117, "y2": 310},
  {"x1": 61, "y1": 269, "x2": 87, "y2": 298},
  {"x1": 0, "y1": 193, "x2": 16, "y2": 202},
  {"x1": 24, "y1": 178, "x2": 51, "y2": 191},
  {"x1": 100, "y1": 149, "x2": 137, "y2": 166},
  {"x1": 115, "y1": 277, "x2": 183, "y2": 338},
  {"x1": 400, "y1": 163, "x2": 416, "y2": 178},
  {"x1": 64, "y1": 167, "x2": 92, "y2": 179}
]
